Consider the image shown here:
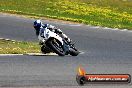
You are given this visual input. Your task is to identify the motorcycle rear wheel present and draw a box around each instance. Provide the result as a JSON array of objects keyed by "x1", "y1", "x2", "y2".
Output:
[
  {"x1": 47, "y1": 39, "x2": 65, "y2": 56},
  {"x1": 41, "y1": 45, "x2": 52, "y2": 54}
]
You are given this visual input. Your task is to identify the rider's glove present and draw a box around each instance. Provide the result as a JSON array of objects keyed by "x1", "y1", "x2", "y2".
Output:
[
  {"x1": 55, "y1": 29, "x2": 62, "y2": 34},
  {"x1": 65, "y1": 37, "x2": 72, "y2": 43}
]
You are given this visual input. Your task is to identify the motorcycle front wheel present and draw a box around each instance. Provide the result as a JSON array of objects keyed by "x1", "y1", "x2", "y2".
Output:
[{"x1": 69, "y1": 47, "x2": 80, "y2": 56}]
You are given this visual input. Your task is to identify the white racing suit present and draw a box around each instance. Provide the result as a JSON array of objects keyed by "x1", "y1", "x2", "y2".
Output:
[
  {"x1": 37, "y1": 24, "x2": 71, "y2": 53},
  {"x1": 38, "y1": 24, "x2": 71, "y2": 45}
]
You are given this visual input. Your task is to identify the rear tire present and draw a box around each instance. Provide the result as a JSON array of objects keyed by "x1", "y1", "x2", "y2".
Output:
[
  {"x1": 47, "y1": 39, "x2": 65, "y2": 56},
  {"x1": 41, "y1": 45, "x2": 52, "y2": 54}
]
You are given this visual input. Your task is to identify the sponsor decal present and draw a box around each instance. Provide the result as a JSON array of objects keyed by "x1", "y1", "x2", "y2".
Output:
[{"x1": 76, "y1": 67, "x2": 131, "y2": 86}]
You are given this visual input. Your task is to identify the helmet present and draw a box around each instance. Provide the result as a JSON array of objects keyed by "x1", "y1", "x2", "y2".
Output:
[
  {"x1": 33, "y1": 20, "x2": 42, "y2": 36},
  {"x1": 33, "y1": 20, "x2": 42, "y2": 30}
]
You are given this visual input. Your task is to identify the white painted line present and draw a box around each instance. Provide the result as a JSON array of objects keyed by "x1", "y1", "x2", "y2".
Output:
[
  {"x1": 0, "y1": 38, "x2": 16, "y2": 42},
  {"x1": 111, "y1": 28, "x2": 119, "y2": 31},
  {"x1": 103, "y1": 27, "x2": 112, "y2": 30},
  {"x1": 0, "y1": 51, "x2": 84, "y2": 56},
  {"x1": 54, "y1": 22, "x2": 82, "y2": 26},
  {"x1": 8, "y1": 39, "x2": 15, "y2": 41},
  {"x1": 102, "y1": 27, "x2": 132, "y2": 32},
  {"x1": 0, "y1": 54, "x2": 23, "y2": 56},
  {"x1": 26, "y1": 51, "x2": 85, "y2": 56},
  {"x1": 0, "y1": 53, "x2": 57, "y2": 56},
  {"x1": 120, "y1": 29, "x2": 128, "y2": 31},
  {"x1": 0, "y1": 38, "x2": 4, "y2": 40},
  {"x1": 69, "y1": 24, "x2": 82, "y2": 26},
  {"x1": 25, "y1": 53, "x2": 57, "y2": 56},
  {"x1": 92, "y1": 26, "x2": 100, "y2": 29},
  {"x1": 5, "y1": 39, "x2": 10, "y2": 41},
  {"x1": 83, "y1": 25, "x2": 132, "y2": 33}
]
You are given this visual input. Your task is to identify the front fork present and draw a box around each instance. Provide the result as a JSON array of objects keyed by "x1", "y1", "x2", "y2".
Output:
[{"x1": 62, "y1": 40, "x2": 70, "y2": 55}]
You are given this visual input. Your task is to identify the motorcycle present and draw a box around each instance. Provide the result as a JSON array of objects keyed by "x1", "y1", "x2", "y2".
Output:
[{"x1": 39, "y1": 28, "x2": 80, "y2": 56}]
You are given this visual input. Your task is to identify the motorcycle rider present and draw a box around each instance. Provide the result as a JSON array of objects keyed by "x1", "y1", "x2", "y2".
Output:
[{"x1": 33, "y1": 20, "x2": 71, "y2": 53}]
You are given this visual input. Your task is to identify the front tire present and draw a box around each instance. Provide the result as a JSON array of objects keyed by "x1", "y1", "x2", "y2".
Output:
[
  {"x1": 47, "y1": 39, "x2": 65, "y2": 56},
  {"x1": 70, "y1": 48, "x2": 79, "y2": 56}
]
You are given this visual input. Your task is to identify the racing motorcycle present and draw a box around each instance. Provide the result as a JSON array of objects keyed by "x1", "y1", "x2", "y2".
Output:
[{"x1": 39, "y1": 28, "x2": 80, "y2": 56}]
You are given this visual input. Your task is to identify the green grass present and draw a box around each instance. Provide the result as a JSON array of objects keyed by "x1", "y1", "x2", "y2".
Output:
[
  {"x1": 0, "y1": 39, "x2": 40, "y2": 54},
  {"x1": 0, "y1": 0, "x2": 132, "y2": 29}
]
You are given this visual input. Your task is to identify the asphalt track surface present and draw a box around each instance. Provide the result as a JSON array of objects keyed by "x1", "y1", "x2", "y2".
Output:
[{"x1": 0, "y1": 13, "x2": 132, "y2": 88}]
